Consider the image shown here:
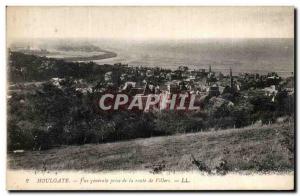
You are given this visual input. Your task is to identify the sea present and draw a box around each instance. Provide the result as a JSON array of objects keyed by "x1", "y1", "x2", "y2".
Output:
[
  {"x1": 91, "y1": 38, "x2": 294, "y2": 77},
  {"x1": 13, "y1": 38, "x2": 294, "y2": 77}
]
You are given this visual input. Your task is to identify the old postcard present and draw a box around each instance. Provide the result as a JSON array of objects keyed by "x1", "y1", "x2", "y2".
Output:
[{"x1": 6, "y1": 6, "x2": 295, "y2": 190}]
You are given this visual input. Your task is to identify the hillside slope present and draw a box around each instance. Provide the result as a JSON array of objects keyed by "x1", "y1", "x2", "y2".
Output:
[{"x1": 8, "y1": 123, "x2": 294, "y2": 173}]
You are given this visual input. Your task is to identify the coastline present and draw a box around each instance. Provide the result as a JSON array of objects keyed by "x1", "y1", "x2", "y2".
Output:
[{"x1": 62, "y1": 51, "x2": 117, "y2": 61}]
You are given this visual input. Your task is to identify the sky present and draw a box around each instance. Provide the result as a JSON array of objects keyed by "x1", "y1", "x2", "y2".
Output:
[{"x1": 7, "y1": 6, "x2": 294, "y2": 42}]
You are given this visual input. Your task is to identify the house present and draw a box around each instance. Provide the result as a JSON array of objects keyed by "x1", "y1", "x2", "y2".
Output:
[
  {"x1": 167, "y1": 83, "x2": 180, "y2": 94},
  {"x1": 207, "y1": 84, "x2": 220, "y2": 97},
  {"x1": 263, "y1": 85, "x2": 278, "y2": 96},
  {"x1": 50, "y1": 77, "x2": 64, "y2": 88},
  {"x1": 146, "y1": 69, "x2": 154, "y2": 77},
  {"x1": 122, "y1": 81, "x2": 136, "y2": 91}
]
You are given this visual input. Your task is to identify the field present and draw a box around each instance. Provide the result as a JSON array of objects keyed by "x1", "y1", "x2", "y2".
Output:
[{"x1": 8, "y1": 123, "x2": 294, "y2": 173}]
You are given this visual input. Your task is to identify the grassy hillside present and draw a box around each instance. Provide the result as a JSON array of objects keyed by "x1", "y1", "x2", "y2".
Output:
[{"x1": 8, "y1": 123, "x2": 294, "y2": 173}]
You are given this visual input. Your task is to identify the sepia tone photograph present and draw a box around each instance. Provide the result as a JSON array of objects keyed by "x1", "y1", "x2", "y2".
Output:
[{"x1": 6, "y1": 6, "x2": 295, "y2": 190}]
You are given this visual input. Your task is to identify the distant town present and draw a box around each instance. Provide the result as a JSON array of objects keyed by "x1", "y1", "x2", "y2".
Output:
[{"x1": 95, "y1": 63, "x2": 292, "y2": 97}]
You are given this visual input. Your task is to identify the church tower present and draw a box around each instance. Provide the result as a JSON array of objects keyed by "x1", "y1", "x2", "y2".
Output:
[{"x1": 230, "y1": 67, "x2": 233, "y2": 89}]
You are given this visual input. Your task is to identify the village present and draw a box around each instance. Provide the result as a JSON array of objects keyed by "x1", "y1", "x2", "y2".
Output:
[
  {"x1": 8, "y1": 61, "x2": 294, "y2": 113},
  {"x1": 84, "y1": 63, "x2": 294, "y2": 112}
]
